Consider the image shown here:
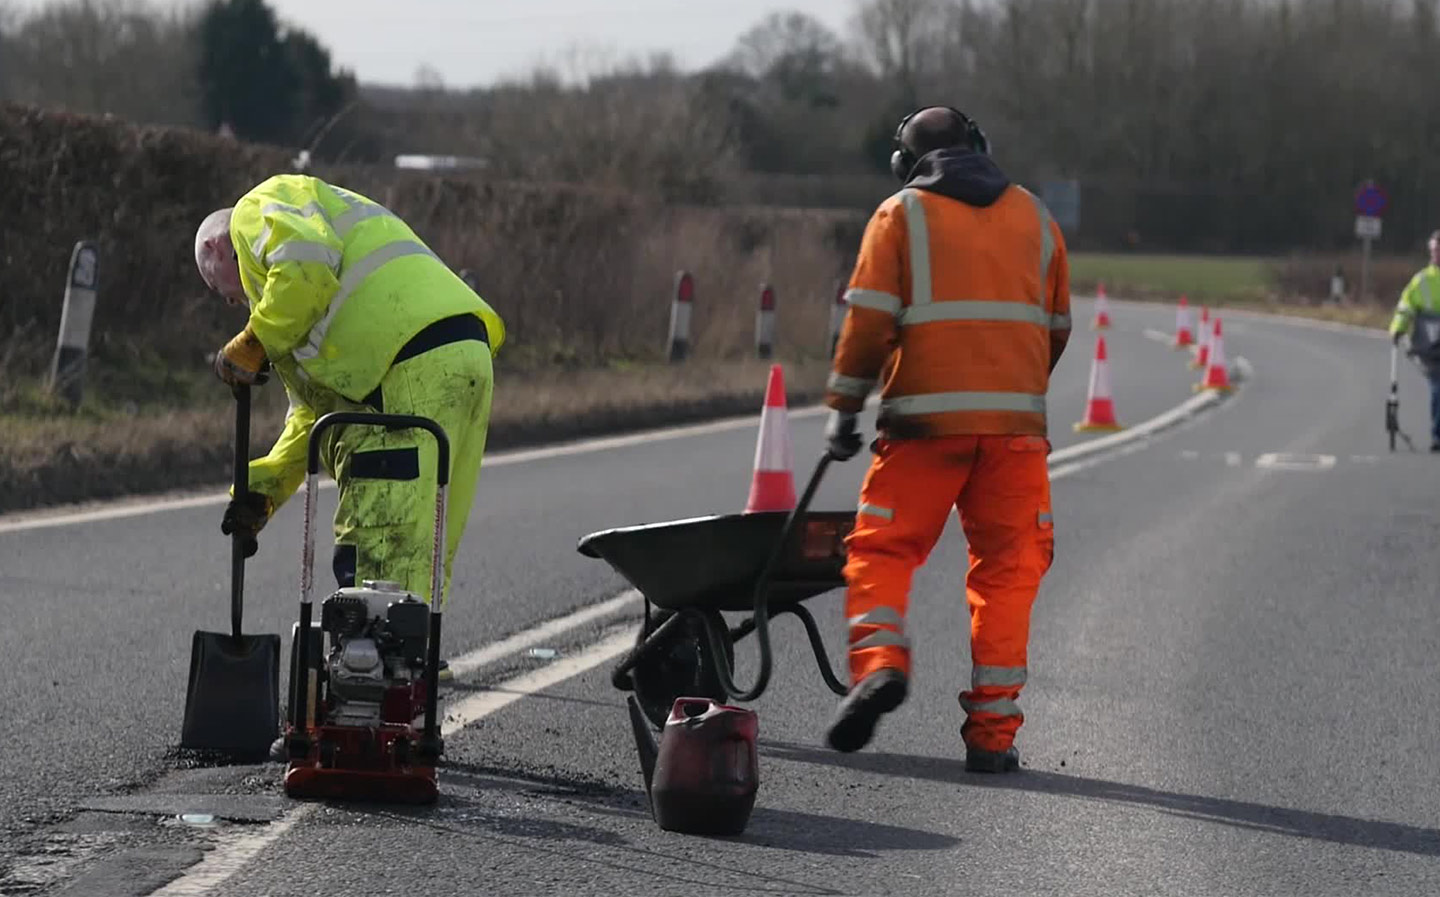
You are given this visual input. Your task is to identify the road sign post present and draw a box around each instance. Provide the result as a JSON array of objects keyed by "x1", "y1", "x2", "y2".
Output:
[{"x1": 1354, "y1": 182, "x2": 1388, "y2": 304}]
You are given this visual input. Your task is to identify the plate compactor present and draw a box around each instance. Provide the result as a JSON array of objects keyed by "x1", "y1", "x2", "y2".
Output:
[{"x1": 281, "y1": 411, "x2": 451, "y2": 805}]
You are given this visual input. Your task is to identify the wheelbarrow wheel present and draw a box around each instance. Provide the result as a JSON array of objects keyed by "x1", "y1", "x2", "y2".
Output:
[{"x1": 630, "y1": 609, "x2": 732, "y2": 730}]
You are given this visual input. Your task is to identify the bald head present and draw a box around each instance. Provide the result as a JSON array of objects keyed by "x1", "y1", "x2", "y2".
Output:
[
  {"x1": 899, "y1": 107, "x2": 978, "y2": 159},
  {"x1": 194, "y1": 207, "x2": 244, "y2": 305}
]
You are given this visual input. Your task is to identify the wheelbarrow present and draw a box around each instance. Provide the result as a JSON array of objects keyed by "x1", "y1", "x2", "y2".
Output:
[{"x1": 576, "y1": 451, "x2": 854, "y2": 733}]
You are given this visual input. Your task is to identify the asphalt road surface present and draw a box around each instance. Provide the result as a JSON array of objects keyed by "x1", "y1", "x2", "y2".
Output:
[{"x1": 3, "y1": 297, "x2": 1434, "y2": 896}]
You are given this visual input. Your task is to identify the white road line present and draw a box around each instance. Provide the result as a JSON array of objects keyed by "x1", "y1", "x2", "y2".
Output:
[
  {"x1": 444, "y1": 589, "x2": 640, "y2": 678},
  {"x1": 441, "y1": 628, "x2": 635, "y2": 736},
  {"x1": 144, "y1": 616, "x2": 638, "y2": 897},
  {"x1": 1225, "y1": 452, "x2": 1242, "y2": 467},
  {"x1": 149, "y1": 803, "x2": 315, "y2": 896},
  {"x1": 1142, "y1": 328, "x2": 1172, "y2": 344},
  {"x1": 1255, "y1": 452, "x2": 1337, "y2": 470},
  {"x1": 0, "y1": 398, "x2": 877, "y2": 536}
]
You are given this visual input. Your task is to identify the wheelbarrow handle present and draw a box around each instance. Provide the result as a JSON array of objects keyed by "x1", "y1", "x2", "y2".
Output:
[{"x1": 723, "y1": 449, "x2": 841, "y2": 703}]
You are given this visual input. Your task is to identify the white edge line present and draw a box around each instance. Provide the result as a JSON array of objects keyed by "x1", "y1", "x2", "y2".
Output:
[
  {"x1": 145, "y1": 599, "x2": 642, "y2": 897},
  {"x1": 444, "y1": 589, "x2": 641, "y2": 677},
  {"x1": 0, "y1": 292, "x2": 1352, "y2": 534},
  {"x1": 1047, "y1": 355, "x2": 1247, "y2": 467},
  {"x1": 0, "y1": 397, "x2": 877, "y2": 535},
  {"x1": 441, "y1": 627, "x2": 635, "y2": 736},
  {"x1": 148, "y1": 803, "x2": 316, "y2": 896}
]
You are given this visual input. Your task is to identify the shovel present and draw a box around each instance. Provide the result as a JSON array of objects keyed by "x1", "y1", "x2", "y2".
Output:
[{"x1": 179, "y1": 382, "x2": 282, "y2": 759}]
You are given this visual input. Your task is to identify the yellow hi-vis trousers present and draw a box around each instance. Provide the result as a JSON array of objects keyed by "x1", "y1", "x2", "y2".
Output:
[{"x1": 325, "y1": 336, "x2": 493, "y2": 610}]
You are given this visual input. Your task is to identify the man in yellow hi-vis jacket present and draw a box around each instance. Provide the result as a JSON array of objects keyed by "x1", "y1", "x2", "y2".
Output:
[{"x1": 194, "y1": 174, "x2": 506, "y2": 614}]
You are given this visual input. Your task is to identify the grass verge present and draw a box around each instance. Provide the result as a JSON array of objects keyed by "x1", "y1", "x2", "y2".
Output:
[
  {"x1": 0, "y1": 357, "x2": 830, "y2": 516},
  {"x1": 1070, "y1": 251, "x2": 1398, "y2": 331},
  {"x1": 1070, "y1": 252, "x2": 1276, "y2": 304}
]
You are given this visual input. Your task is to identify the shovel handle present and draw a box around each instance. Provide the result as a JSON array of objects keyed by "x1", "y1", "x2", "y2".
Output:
[{"x1": 231, "y1": 384, "x2": 250, "y2": 642}]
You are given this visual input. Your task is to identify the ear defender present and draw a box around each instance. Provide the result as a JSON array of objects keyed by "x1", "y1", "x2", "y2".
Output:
[
  {"x1": 890, "y1": 146, "x2": 915, "y2": 182},
  {"x1": 890, "y1": 105, "x2": 990, "y2": 183}
]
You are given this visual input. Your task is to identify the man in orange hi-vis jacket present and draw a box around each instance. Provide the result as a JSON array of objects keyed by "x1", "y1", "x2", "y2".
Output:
[{"x1": 822, "y1": 105, "x2": 1071, "y2": 772}]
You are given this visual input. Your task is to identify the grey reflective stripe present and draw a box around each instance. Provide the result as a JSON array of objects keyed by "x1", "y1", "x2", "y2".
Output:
[
  {"x1": 959, "y1": 696, "x2": 1021, "y2": 717},
  {"x1": 858, "y1": 503, "x2": 894, "y2": 521},
  {"x1": 1423, "y1": 275, "x2": 1439, "y2": 313},
  {"x1": 261, "y1": 200, "x2": 327, "y2": 220},
  {"x1": 972, "y1": 665, "x2": 1027, "y2": 688},
  {"x1": 1051, "y1": 313, "x2": 1072, "y2": 330},
  {"x1": 1038, "y1": 511, "x2": 1053, "y2": 526},
  {"x1": 827, "y1": 372, "x2": 875, "y2": 398},
  {"x1": 1022, "y1": 187, "x2": 1056, "y2": 290},
  {"x1": 849, "y1": 606, "x2": 904, "y2": 628},
  {"x1": 882, "y1": 391, "x2": 1046, "y2": 416},
  {"x1": 899, "y1": 189, "x2": 932, "y2": 306},
  {"x1": 845, "y1": 288, "x2": 902, "y2": 316},
  {"x1": 294, "y1": 240, "x2": 436, "y2": 362},
  {"x1": 249, "y1": 223, "x2": 273, "y2": 259},
  {"x1": 851, "y1": 629, "x2": 909, "y2": 650},
  {"x1": 251, "y1": 201, "x2": 333, "y2": 259},
  {"x1": 265, "y1": 241, "x2": 341, "y2": 268},
  {"x1": 334, "y1": 203, "x2": 394, "y2": 237},
  {"x1": 901, "y1": 300, "x2": 1049, "y2": 327}
]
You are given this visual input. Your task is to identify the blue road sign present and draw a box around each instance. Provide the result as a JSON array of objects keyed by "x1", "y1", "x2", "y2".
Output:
[{"x1": 1355, "y1": 182, "x2": 1388, "y2": 217}]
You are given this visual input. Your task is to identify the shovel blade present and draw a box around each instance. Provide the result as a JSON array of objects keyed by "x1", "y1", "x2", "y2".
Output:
[{"x1": 180, "y1": 629, "x2": 282, "y2": 759}]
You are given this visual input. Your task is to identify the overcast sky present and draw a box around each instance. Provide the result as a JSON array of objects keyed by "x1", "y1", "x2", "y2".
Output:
[{"x1": 253, "y1": 1, "x2": 856, "y2": 89}]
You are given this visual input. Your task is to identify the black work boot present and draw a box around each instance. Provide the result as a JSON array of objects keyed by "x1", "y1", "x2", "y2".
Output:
[
  {"x1": 965, "y1": 744, "x2": 1020, "y2": 773},
  {"x1": 826, "y1": 668, "x2": 908, "y2": 753}
]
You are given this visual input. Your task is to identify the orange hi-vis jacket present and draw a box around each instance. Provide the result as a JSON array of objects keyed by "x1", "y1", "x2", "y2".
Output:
[{"x1": 826, "y1": 163, "x2": 1071, "y2": 438}]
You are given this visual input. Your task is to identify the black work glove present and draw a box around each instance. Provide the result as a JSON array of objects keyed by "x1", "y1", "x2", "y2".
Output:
[
  {"x1": 825, "y1": 410, "x2": 863, "y2": 461},
  {"x1": 221, "y1": 491, "x2": 272, "y2": 559}
]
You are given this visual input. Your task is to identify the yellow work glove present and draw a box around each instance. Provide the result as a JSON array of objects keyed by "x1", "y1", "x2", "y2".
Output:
[{"x1": 214, "y1": 325, "x2": 269, "y2": 386}]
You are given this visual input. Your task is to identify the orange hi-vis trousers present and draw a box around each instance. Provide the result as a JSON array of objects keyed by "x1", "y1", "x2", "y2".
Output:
[{"x1": 844, "y1": 434, "x2": 1055, "y2": 752}]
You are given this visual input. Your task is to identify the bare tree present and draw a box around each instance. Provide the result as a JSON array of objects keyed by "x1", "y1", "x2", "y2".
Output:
[
  {"x1": 850, "y1": 0, "x2": 954, "y2": 106},
  {"x1": 725, "y1": 11, "x2": 843, "y2": 83},
  {"x1": 3, "y1": 0, "x2": 202, "y2": 127}
]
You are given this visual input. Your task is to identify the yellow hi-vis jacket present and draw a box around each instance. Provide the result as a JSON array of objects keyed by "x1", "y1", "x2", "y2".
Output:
[
  {"x1": 228, "y1": 174, "x2": 507, "y2": 509},
  {"x1": 1390, "y1": 264, "x2": 1440, "y2": 338}
]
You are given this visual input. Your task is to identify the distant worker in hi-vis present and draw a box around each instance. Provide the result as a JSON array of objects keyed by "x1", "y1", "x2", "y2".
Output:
[{"x1": 1389, "y1": 229, "x2": 1440, "y2": 451}]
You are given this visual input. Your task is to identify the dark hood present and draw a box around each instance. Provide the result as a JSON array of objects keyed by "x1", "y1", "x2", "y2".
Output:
[{"x1": 904, "y1": 148, "x2": 1011, "y2": 207}]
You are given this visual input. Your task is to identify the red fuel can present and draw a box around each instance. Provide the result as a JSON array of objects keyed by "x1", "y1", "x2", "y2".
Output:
[{"x1": 648, "y1": 697, "x2": 760, "y2": 835}]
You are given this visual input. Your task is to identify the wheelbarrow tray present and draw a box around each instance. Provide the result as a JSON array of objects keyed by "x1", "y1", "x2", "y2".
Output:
[{"x1": 577, "y1": 509, "x2": 855, "y2": 612}]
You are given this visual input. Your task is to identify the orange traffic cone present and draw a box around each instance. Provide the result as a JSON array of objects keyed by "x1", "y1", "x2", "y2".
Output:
[
  {"x1": 1092, "y1": 282, "x2": 1112, "y2": 330},
  {"x1": 1172, "y1": 295, "x2": 1194, "y2": 349},
  {"x1": 1190, "y1": 306, "x2": 1211, "y2": 369},
  {"x1": 1195, "y1": 317, "x2": 1232, "y2": 393},
  {"x1": 1074, "y1": 335, "x2": 1124, "y2": 432},
  {"x1": 745, "y1": 363, "x2": 797, "y2": 512}
]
